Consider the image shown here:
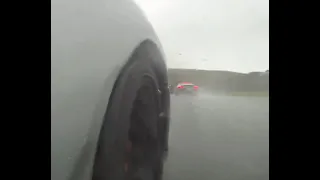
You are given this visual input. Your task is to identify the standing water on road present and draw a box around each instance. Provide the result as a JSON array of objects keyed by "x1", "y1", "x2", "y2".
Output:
[{"x1": 163, "y1": 94, "x2": 269, "y2": 180}]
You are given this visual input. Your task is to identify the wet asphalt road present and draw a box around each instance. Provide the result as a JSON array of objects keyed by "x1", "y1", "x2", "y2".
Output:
[{"x1": 163, "y1": 94, "x2": 269, "y2": 180}]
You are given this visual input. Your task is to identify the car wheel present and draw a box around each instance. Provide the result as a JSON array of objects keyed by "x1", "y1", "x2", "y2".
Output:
[{"x1": 92, "y1": 41, "x2": 170, "y2": 180}]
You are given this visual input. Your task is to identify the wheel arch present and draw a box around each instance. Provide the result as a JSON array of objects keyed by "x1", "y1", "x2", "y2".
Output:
[{"x1": 108, "y1": 39, "x2": 168, "y2": 101}]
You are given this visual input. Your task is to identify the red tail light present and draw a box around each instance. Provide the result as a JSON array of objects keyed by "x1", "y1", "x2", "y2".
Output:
[
  {"x1": 177, "y1": 85, "x2": 184, "y2": 89},
  {"x1": 194, "y1": 85, "x2": 199, "y2": 90}
]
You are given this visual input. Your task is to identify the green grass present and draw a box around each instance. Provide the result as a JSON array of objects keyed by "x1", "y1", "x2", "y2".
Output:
[{"x1": 229, "y1": 91, "x2": 269, "y2": 97}]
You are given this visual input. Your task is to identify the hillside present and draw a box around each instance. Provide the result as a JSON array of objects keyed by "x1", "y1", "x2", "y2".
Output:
[{"x1": 168, "y1": 68, "x2": 269, "y2": 93}]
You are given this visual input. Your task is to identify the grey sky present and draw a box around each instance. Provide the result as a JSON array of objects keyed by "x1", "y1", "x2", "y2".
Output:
[{"x1": 134, "y1": 0, "x2": 269, "y2": 73}]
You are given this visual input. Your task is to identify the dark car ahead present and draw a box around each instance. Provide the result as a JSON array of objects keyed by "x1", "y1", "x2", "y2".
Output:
[{"x1": 174, "y1": 82, "x2": 199, "y2": 95}]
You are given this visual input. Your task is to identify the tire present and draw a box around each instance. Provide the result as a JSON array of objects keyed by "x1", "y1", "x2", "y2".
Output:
[{"x1": 92, "y1": 40, "x2": 170, "y2": 180}]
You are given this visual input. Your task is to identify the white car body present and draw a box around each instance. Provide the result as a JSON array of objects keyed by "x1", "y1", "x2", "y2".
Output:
[{"x1": 51, "y1": 0, "x2": 166, "y2": 180}]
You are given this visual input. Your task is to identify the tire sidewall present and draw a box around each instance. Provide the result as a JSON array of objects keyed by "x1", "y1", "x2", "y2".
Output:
[{"x1": 92, "y1": 40, "x2": 169, "y2": 180}]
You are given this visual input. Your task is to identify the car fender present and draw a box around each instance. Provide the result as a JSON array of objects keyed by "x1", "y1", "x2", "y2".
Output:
[{"x1": 51, "y1": 1, "x2": 166, "y2": 180}]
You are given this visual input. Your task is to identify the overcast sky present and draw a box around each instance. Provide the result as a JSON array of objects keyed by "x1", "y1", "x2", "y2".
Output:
[{"x1": 134, "y1": 0, "x2": 269, "y2": 73}]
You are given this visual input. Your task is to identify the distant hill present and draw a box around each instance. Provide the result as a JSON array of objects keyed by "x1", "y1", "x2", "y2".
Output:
[{"x1": 168, "y1": 68, "x2": 269, "y2": 93}]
